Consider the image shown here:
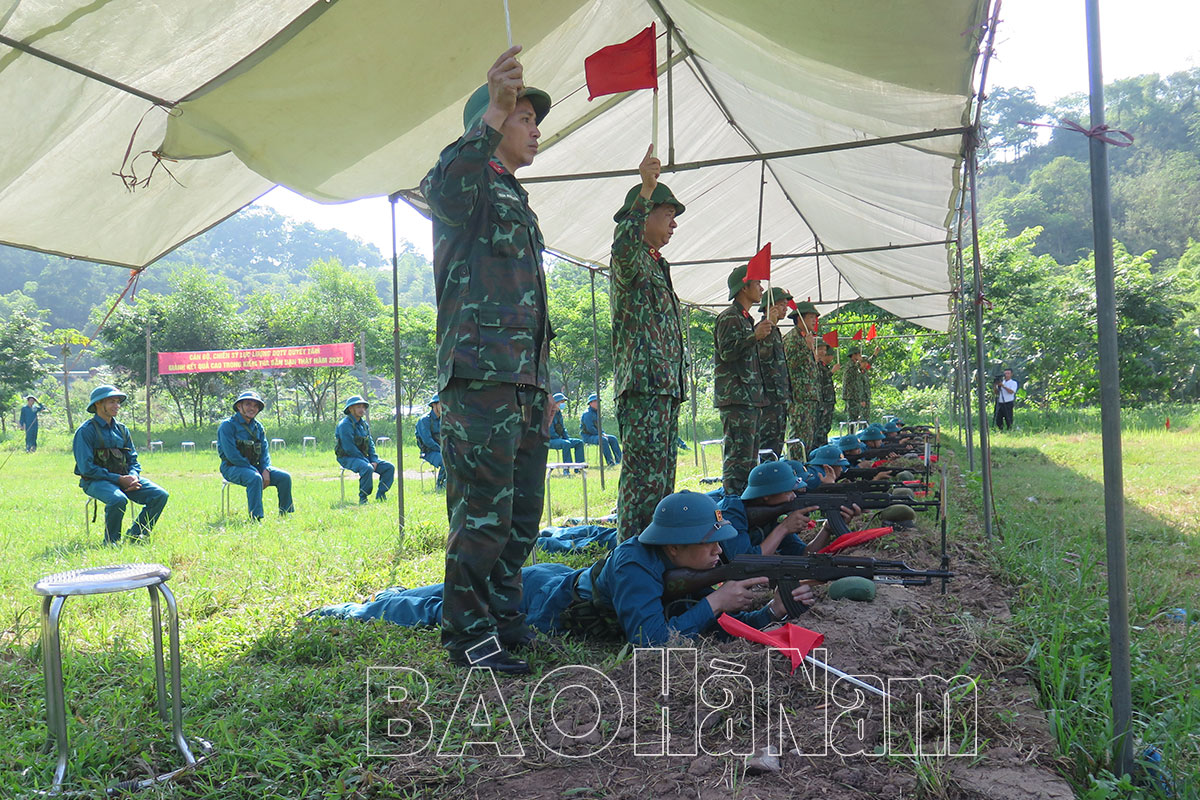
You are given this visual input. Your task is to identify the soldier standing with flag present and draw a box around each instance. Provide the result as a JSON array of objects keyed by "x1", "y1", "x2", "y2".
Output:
[
  {"x1": 814, "y1": 342, "x2": 839, "y2": 447},
  {"x1": 783, "y1": 301, "x2": 821, "y2": 459},
  {"x1": 757, "y1": 288, "x2": 792, "y2": 459},
  {"x1": 843, "y1": 345, "x2": 868, "y2": 420},
  {"x1": 714, "y1": 266, "x2": 771, "y2": 494},
  {"x1": 610, "y1": 144, "x2": 688, "y2": 541}
]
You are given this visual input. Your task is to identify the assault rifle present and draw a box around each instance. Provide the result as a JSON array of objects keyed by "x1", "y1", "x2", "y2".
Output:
[
  {"x1": 743, "y1": 491, "x2": 939, "y2": 537},
  {"x1": 663, "y1": 553, "x2": 954, "y2": 617},
  {"x1": 808, "y1": 480, "x2": 932, "y2": 495}
]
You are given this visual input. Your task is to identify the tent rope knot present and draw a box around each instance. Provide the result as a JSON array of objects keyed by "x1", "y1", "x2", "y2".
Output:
[
  {"x1": 974, "y1": 292, "x2": 992, "y2": 309},
  {"x1": 113, "y1": 105, "x2": 185, "y2": 192},
  {"x1": 1018, "y1": 118, "x2": 1134, "y2": 147}
]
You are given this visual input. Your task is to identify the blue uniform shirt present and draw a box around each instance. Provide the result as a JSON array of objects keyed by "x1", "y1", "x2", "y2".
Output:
[
  {"x1": 414, "y1": 410, "x2": 441, "y2": 454},
  {"x1": 73, "y1": 415, "x2": 140, "y2": 486},
  {"x1": 336, "y1": 416, "x2": 378, "y2": 461},
  {"x1": 20, "y1": 403, "x2": 44, "y2": 430},
  {"x1": 580, "y1": 407, "x2": 603, "y2": 437},
  {"x1": 217, "y1": 413, "x2": 270, "y2": 470}
]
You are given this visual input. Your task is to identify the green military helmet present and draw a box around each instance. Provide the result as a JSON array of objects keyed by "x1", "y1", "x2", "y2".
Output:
[
  {"x1": 462, "y1": 83, "x2": 552, "y2": 132},
  {"x1": 726, "y1": 264, "x2": 750, "y2": 299},
  {"x1": 889, "y1": 487, "x2": 916, "y2": 500},
  {"x1": 758, "y1": 287, "x2": 793, "y2": 312},
  {"x1": 828, "y1": 576, "x2": 876, "y2": 602},
  {"x1": 807, "y1": 444, "x2": 849, "y2": 467},
  {"x1": 895, "y1": 470, "x2": 916, "y2": 482},
  {"x1": 639, "y1": 490, "x2": 737, "y2": 546},
  {"x1": 233, "y1": 390, "x2": 266, "y2": 413},
  {"x1": 613, "y1": 182, "x2": 686, "y2": 223},
  {"x1": 343, "y1": 395, "x2": 369, "y2": 414},
  {"x1": 878, "y1": 504, "x2": 916, "y2": 525},
  {"x1": 790, "y1": 300, "x2": 819, "y2": 318},
  {"x1": 740, "y1": 462, "x2": 800, "y2": 501},
  {"x1": 86, "y1": 385, "x2": 126, "y2": 414}
]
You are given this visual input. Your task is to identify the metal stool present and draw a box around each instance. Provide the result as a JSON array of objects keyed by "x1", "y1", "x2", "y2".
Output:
[
  {"x1": 33, "y1": 564, "x2": 210, "y2": 791},
  {"x1": 698, "y1": 438, "x2": 724, "y2": 482},
  {"x1": 301, "y1": 436, "x2": 317, "y2": 453},
  {"x1": 84, "y1": 496, "x2": 98, "y2": 536},
  {"x1": 784, "y1": 438, "x2": 806, "y2": 462},
  {"x1": 149, "y1": 441, "x2": 163, "y2": 453},
  {"x1": 270, "y1": 438, "x2": 285, "y2": 450},
  {"x1": 544, "y1": 462, "x2": 589, "y2": 527},
  {"x1": 209, "y1": 440, "x2": 218, "y2": 450},
  {"x1": 757, "y1": 448, "x2": 778, "y2": 464},
  {"x1": 221, "y1": 479, "x2": 234, "y2": 516},
  {"x1": 375, "y1": 436, "x2": 391, "y2": 448},
  {"x1": 180, "y1": 441, "x2": 195, "y2": 453},
  {"x1": 339, "y1": 468, "x2": 347, "y2": 502}
]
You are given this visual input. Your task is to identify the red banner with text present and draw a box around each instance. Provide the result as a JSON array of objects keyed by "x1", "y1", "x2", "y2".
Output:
[{"x1": 157, "y1": 343, "x2": 355, "y2": 375}]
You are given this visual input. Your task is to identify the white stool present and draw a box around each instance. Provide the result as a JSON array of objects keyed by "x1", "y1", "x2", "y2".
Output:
[
  {"x1": 784, "y1": 438, "x2": 806, "y2": 462},
  {"x1": 84, "y1": 496, "x2": 98, "y2": 536},
  {"x1": 209, "y1": 440, "x2": 218, "y2": 450},
  {"x1": 221, "y1": 479, "x2": 233, "y2": 516},
  {"x1": 757, "y1": 448, "x2": 778, "y2": 463},
  {"x1": 544, "y1": 462, "x2": 589, "y2": 527},
  {"x1": 33, "y1": 564, "x2": 210, "y2": 791},
  {"x1": 149, "y1": 441, "x2": 163, "y2": 453},
  {"x1": 375, "y1": 436, "x2": 392, "y2": 448},
  {"x1": 180, "y1": 441, "x2": 195, "y2": 453},
  {"x1": 339, "y1": 468, "x2": 347, "y2": 503},
  {"x1": 301, "y1": 436, "x2": 317, "y2": 453},
  {"x1": 270, "y1": 438, "x2": 285, "y2": 450},
  {"x1": 698, "y1": 438, "x2": 724, "y2": 482}
]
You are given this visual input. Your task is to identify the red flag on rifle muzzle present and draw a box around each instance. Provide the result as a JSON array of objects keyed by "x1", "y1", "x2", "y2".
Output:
[
  {"x1": 745, "y1": 242, "x2": 772, "y2": 281},
  {"x1": 585, "y1": 23, "x2": 659, "y2": 100}
]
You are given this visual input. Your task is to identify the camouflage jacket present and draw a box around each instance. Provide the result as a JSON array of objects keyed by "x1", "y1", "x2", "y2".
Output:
[
  {"x1": 757, "y1": 325, "x2": 790, "y2": 402},
  {"x1": 713, "y1": 302, "x2": 766, "y2": 408},
  {"x1": 818, "y1": 360, "x2": 837, "y2": 407},
  {"x1": 782, "y1": 325, "x2": 820, "y2": 403},
  {"x1": 420, "y1": 121, "x2": 553, "y2": 391},
  {"x1": 843, "y1": 360, "x2": 867, "y2": 409},
  {"x1": 610, "y1": 195, "x2": 687, "y2": 400}
]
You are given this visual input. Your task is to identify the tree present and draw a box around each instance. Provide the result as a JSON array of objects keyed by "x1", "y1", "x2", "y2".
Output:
[
  {"x1": 0, "y1": 310, "x2": 50, "y2": 433},
  {"x1": 386, "y1": 304, "x2": 438, "y2": 415},
  {"x1": 48, "y1": 328, "x2": 91, "y2": 431},
  {"x1": 983, "y1": 86, "x2": 1047, "y2": 162}
]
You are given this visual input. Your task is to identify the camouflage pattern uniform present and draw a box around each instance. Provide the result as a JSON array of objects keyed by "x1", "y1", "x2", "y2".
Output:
[
  {"x1": 843, "y1": 359, "x2": 868, "y2": 420},
  {"x1": 610, "y1": 194, "x2": 687, "y2": 541},
  {"x1": 421, "y1": 120, "x2": 554, "y2": 660},
  {"x1": 757, "y1": 323, "x2": 789, "y2": 458},
  {"x1": 814, "y1": 356, "x2": 836, "y2": 447},
  {"x1": 782, "y1": 324, "x2": 820, "y2": 459},
  {"x1": 713, "y1": 303, "x2": 766, "y2": 494}
]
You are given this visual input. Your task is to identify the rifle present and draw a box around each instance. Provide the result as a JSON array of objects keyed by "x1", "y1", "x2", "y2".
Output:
[
  {"x1": 809, "y1": 479, "x2": 932, "y2": 495},
  {"x1": 664, "y1": 553, "x2": 954, "y2": 617},
  {"x1": 744, "y1": 491, "x2": 939, "y2": 537}
]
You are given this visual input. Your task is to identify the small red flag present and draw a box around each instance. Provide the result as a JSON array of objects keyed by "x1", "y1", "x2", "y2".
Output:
[
  {"x1": 822, "y1": 330, "x2": 839, "y2": 347},
  {"x1": 585, "y1": 23, "x2": 659, "y2": 100},
  {"x1": 852, "y1": 329, "x2": 863, "y2": 341},
  {"x1": 717, "y1": 614, "x2": 824, "y2": 673},
  {"x1": 745, "y1": 242, "x2": 771, "y2": 281},
  {"x1": 817, "y1": 526, "x2": 893, "y2": 555},
  {"x1": 866, "y1": 324, "x2": 877, "y2": 341},
  {"x1": 1166, "y1": 417, "x2": 1171, "y2": 430},
  {"x1": 786, "y1": 298, "x2": 798, "y2": 312}
]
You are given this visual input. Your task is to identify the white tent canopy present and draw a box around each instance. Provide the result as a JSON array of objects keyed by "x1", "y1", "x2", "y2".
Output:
[{"x1": 2, "y1": 0, "x2": 986, "y2": 331}]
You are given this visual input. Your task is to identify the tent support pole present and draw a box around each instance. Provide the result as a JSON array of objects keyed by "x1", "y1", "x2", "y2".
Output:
[
  {"x1": 1085, "y1": 0, "x2": 1133, "y2": 777},
  {"x1": 590, "y1": 270, "x2": 606, "y2": 491},
  {"x1": 966, "y1": 150, "x2": 991, "y2": 537},
  {"x1": 0, "y1": 34, "x2": 174, "y2": 107},
  {"x1": 669, "y1": 239, "x2": 953, "y2": 266},
  {"x1": 687, "y1": 306, "x2": 699, "y2": 465},
  {"x1": 666, "y1": 21, "x2": 675, "y2": 166},
  {"x1": 389, "y1": 197, "x2": 406, "y2": 541}
]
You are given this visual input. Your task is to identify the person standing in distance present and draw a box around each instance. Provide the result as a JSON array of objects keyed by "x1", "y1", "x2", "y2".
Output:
[
  {"x1": 995, "y1": 368, "x2": 1018, "y2": 430},
  {"x1": 420, "y1": 46, "x2": 555, "y2": 675},
  {"x1": 19, "y1": 394, "x2": 45, "y2": 453}
]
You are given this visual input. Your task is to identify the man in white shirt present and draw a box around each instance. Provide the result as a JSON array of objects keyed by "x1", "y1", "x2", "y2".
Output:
[{"x1": 995, "y1": 368, "x2": 1018, "y2": 430}]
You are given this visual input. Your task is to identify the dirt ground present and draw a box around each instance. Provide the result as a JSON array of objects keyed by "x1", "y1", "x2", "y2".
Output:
[{"x1": 365, "y1": 453, "x2": 1074, "y2": 799}]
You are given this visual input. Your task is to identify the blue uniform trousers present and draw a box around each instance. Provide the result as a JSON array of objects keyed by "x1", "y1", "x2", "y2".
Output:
[
  {"x1": 25, "y1": 425, "x2": 38, "y2": 452},
  {"x1": 337, "y1": 456, "x2": 395, "y2": 502},
  {"x1": 548, "y1": 437, "x2": 585, "y2": 466},
  {"x1": 581, "y1": 433, "x2": 622, "y2": 465},
  {"x1": 420, "y1": 450, "x2": 445, "y2": 487},
  {"x1": 220, "y1": 465, "x2": 294, "y2": 519},
  {"x1": 82, "y1": 478, "x2": 169, "y2": 544}
]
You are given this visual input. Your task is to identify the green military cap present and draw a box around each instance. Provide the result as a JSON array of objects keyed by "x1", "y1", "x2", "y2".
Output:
[
  {"x1": 828, "y1": 576, "x2": 876, "y2": 602},
  {"x1": 726, "y1": 265, "x2": 750, "y2": 299},
  {"x1": 758, "y1": 286, "x2": 793, "y2": 312},
  {"x1": 613, "y1": 182, "x2": 686, "y2": 223},
  {"x1": 791, "y1": 300, "x2": 819, "y2": 317},
  {"x1": 462, "y1": 83, "x2": 552, "y2": 132},
  {"x1": 848, "y1": 345, "x2": 862, "y2": 355},
  {"x1": 878, "y1": 504, "x2": 916, "y2": 523}
]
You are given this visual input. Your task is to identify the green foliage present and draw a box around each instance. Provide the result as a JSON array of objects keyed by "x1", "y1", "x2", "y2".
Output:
[{"x1": 0, "y1": 309, "x2": 50, "y2": 421}]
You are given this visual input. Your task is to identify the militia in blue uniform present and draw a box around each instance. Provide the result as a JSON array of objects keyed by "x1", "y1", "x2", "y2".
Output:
[
  {"x1": 581, "y1": 393, "x2": 622, "y2": 466},
  {"x1": 218, "y1": 390, "x2": 294, "y2": 520},
  {"x1": 414, "y1": 394, "x2": 445, "y2": 489},
  {"x1": 72, "y1": 385, "x2": 168, "y2": 544},
  {"x1": 336, "y1": 395, "x2": 395, "y2": 503},
  {"x1": 420, "y1": 56, "x2": 555, "y2": 673},
  {"x1": 548, "y1": 392, "x2": 585, "y2": 468},
  {"x1": 19, "y1": 395, "x2": 45, "y2": 452}
]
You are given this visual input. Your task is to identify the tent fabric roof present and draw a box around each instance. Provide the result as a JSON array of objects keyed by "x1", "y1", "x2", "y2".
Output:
[{"x1": 2, "y1": 0, "x2": 986, "y2": 331}]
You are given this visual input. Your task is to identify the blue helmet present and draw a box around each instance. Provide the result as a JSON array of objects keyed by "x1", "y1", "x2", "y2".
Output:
[
  {"x1": 233, "y1": 390, "x2": 265, "y2": 413},
  {"x1": 741, "y1": 462, "x2": 800, "y2": 501},
  {"x1": 860, "y1": 426, "x2": 885, "y2": 443},
  {"x1": 837, "y1": 434, "x2": 864, "y2": 453},
  {"x1": 553, "y1": 392, "x2": 568, "y2": 403},
  {"x1": 808, "y1": 444, "x2": 849, "y2": 467},
  {"x1": 429, "y1": 394, "x2": 440, "y2": 406},
  {"x1": 343, "y1": 395, "x2": 369, "y2": 414},
  {"x1": 883, "y1": 421, "x2": 901, "y2": 433},
  {"x1": 639, "y1": 491, "x2": 737, "y2": 546},
  {"x1": 86, "y1": 385, "x2": 126, "y2": 414},
  {"x1": 781, "y1": 459, "x2": 810, "y2": 484},
  {"x1": 587, "y1": 393, "x2": 599, "y2": 404}
]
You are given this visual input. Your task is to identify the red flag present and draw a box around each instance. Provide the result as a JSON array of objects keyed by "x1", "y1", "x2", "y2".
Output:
[
  {"x1": 817, "y1": 527, "x2": 893, "y2": 555},
  {"x1": 717, "y1": 614, "x2": 824, "y2": 673},
  {"x1": 822, "y1": 331, "x2": 839, "y2": 348},
  {"x1": 786, "y1": 298, "x2": 798, "y2": 312},
  {"x1": 585, "y1": 23, "x2": 658, "y2": 100},
  {"x1": 1166, "y1": 417, "x2": 1171, "y2": 430},
  {"x1": 744, "y1": 242, "x2": 771, "y2": 281},
  {"x1": 852, "y1": 329, "x2": 864, "y2": 341},
  {"x1": 866, "y1": 324, "x2": 877, "y2": 341}
]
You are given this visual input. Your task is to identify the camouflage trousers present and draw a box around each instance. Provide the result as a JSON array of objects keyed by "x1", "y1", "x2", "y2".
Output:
[
  {"x1": 845, "y1": 396, "x2": 868, "y2": 422},
  {"x1": 719, "y1": 405, "x2": 761, "y2": 495},
  {"x1": 616, "y1": 392, "x2": 680, "y2": 542},
  {"x1": 439, "y1": 378, "x2": 550, "y2": 659},
  {"x1": 758, "y1": 400, "x2": 787, "y2": 460},
  {"x1": 786, "y1": 396, "x2": 818, "y2": 460},
  {"x1": 812, "y1": 403, "x2": 834, "y2": 448}
]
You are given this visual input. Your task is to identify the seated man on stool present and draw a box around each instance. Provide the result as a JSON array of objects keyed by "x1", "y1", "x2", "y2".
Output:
[
  {"x1": 336, "y1": 395, "x2": 395, "y2": 504},
  {"x1": 580, "y1": 393, "x2": 622, "y2": 466},
  {"x1": 414, "y1": 394, "x2": 445, "y2": 489},
  {"x1": 73, "y1": 385, "x2": 169, "y2": 544},
  {"x1": 548, "y1": 392, "x2": 585, "y2": 474},
  {"x1": 218, "y1": 390, "x2": 294, "y2": 520}
]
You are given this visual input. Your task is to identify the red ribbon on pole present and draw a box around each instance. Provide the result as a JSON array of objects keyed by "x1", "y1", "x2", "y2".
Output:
[{"x1": 1018, "y1": 118, "x2": 1134, "y2": 147}]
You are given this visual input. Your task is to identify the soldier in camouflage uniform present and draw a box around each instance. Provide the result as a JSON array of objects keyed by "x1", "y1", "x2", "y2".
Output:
[
  {"x1": 714, "y1": 265, "x2": 772, "y2": 494},
  {"x1": 843, "y1": 345, "x2": 868, "y2": 420},
  {"x1": 756, "y1": 287, "x2": 792, "y2": 459},
  {"x1": 419, "y1": 47, "x2": 555, "y2": 675},
  {"x1": 610, "y1": 145, "x2": 688, "y2": 542},
  {"x1": 782, "y1": 300, "x2": 820, "y2": 460},
  {"x1": 813, "y1": 342, "x2": 839, "y2": 447}
]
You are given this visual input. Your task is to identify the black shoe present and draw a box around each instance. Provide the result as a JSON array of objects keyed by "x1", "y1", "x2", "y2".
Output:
[{"x1": 449, "y1": 647, "x2": 530, "y2": 675}]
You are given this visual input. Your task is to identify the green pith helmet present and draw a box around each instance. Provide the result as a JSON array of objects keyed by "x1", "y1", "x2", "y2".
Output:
[
  {"x1": 462, "y1": 83, "x2": 552, "y2": 131},
  {"x1": 343, "y1": 395, "x2": 369, "y2": 414},
  {"x1": 727, "y1": 265, "x2": 751, "y2": 299},
  {"x1": 638, "y1": 491, "x2": 736, "y2": 546},
  {"x1": 791, "y1": 300, "x2": 819, "y2": 317},
  {"x1": 828, "y1": 576, "x2": 876, "y2": 602},
  {"x1": 233, "y1": 390, "x2": 265, "y2": 413},
  {"x1": 86, "y1": 385, "x2": 126, "y2": 414},
  {"x1": 758, "y1": 287, "x2": 793, "y2": 312},
  {"x1": 613, "y1": 182, "x2": 686, "y2": 223},
  {"x1": 740, "y1": 462, "x2": 800, "y2": 501}
]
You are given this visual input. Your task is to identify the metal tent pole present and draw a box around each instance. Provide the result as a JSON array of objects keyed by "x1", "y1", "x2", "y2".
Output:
[
  {"x1": 966, "y1": 150, "x2": 992, "y2": 537},
  {"x1": 687, "y1": 305, "x2": 699, "y2": 465},
  {"x1": 388, "y1": 197, "x2": 406, "y2": 539},
  {"x1": 590, "y1": 269, "x2": 606, "y2": 490},
  {"x1": 1085, "y1": 0, "x2": 1133, "y2": 777}
]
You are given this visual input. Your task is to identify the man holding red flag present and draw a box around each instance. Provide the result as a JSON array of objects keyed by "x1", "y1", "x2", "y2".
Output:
[
  {"x1": 609, "y1": 144, "x2": 688, "y2": 542},
  {"x1": 814, "y1": 342, "x2": 839, "y2": 447},
  {"x1": 757, "y1": 288, "x2": 793, "y2": 459},
  {"x1": 783, "y1": 300, "x2": 821, "y2": 459}
]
